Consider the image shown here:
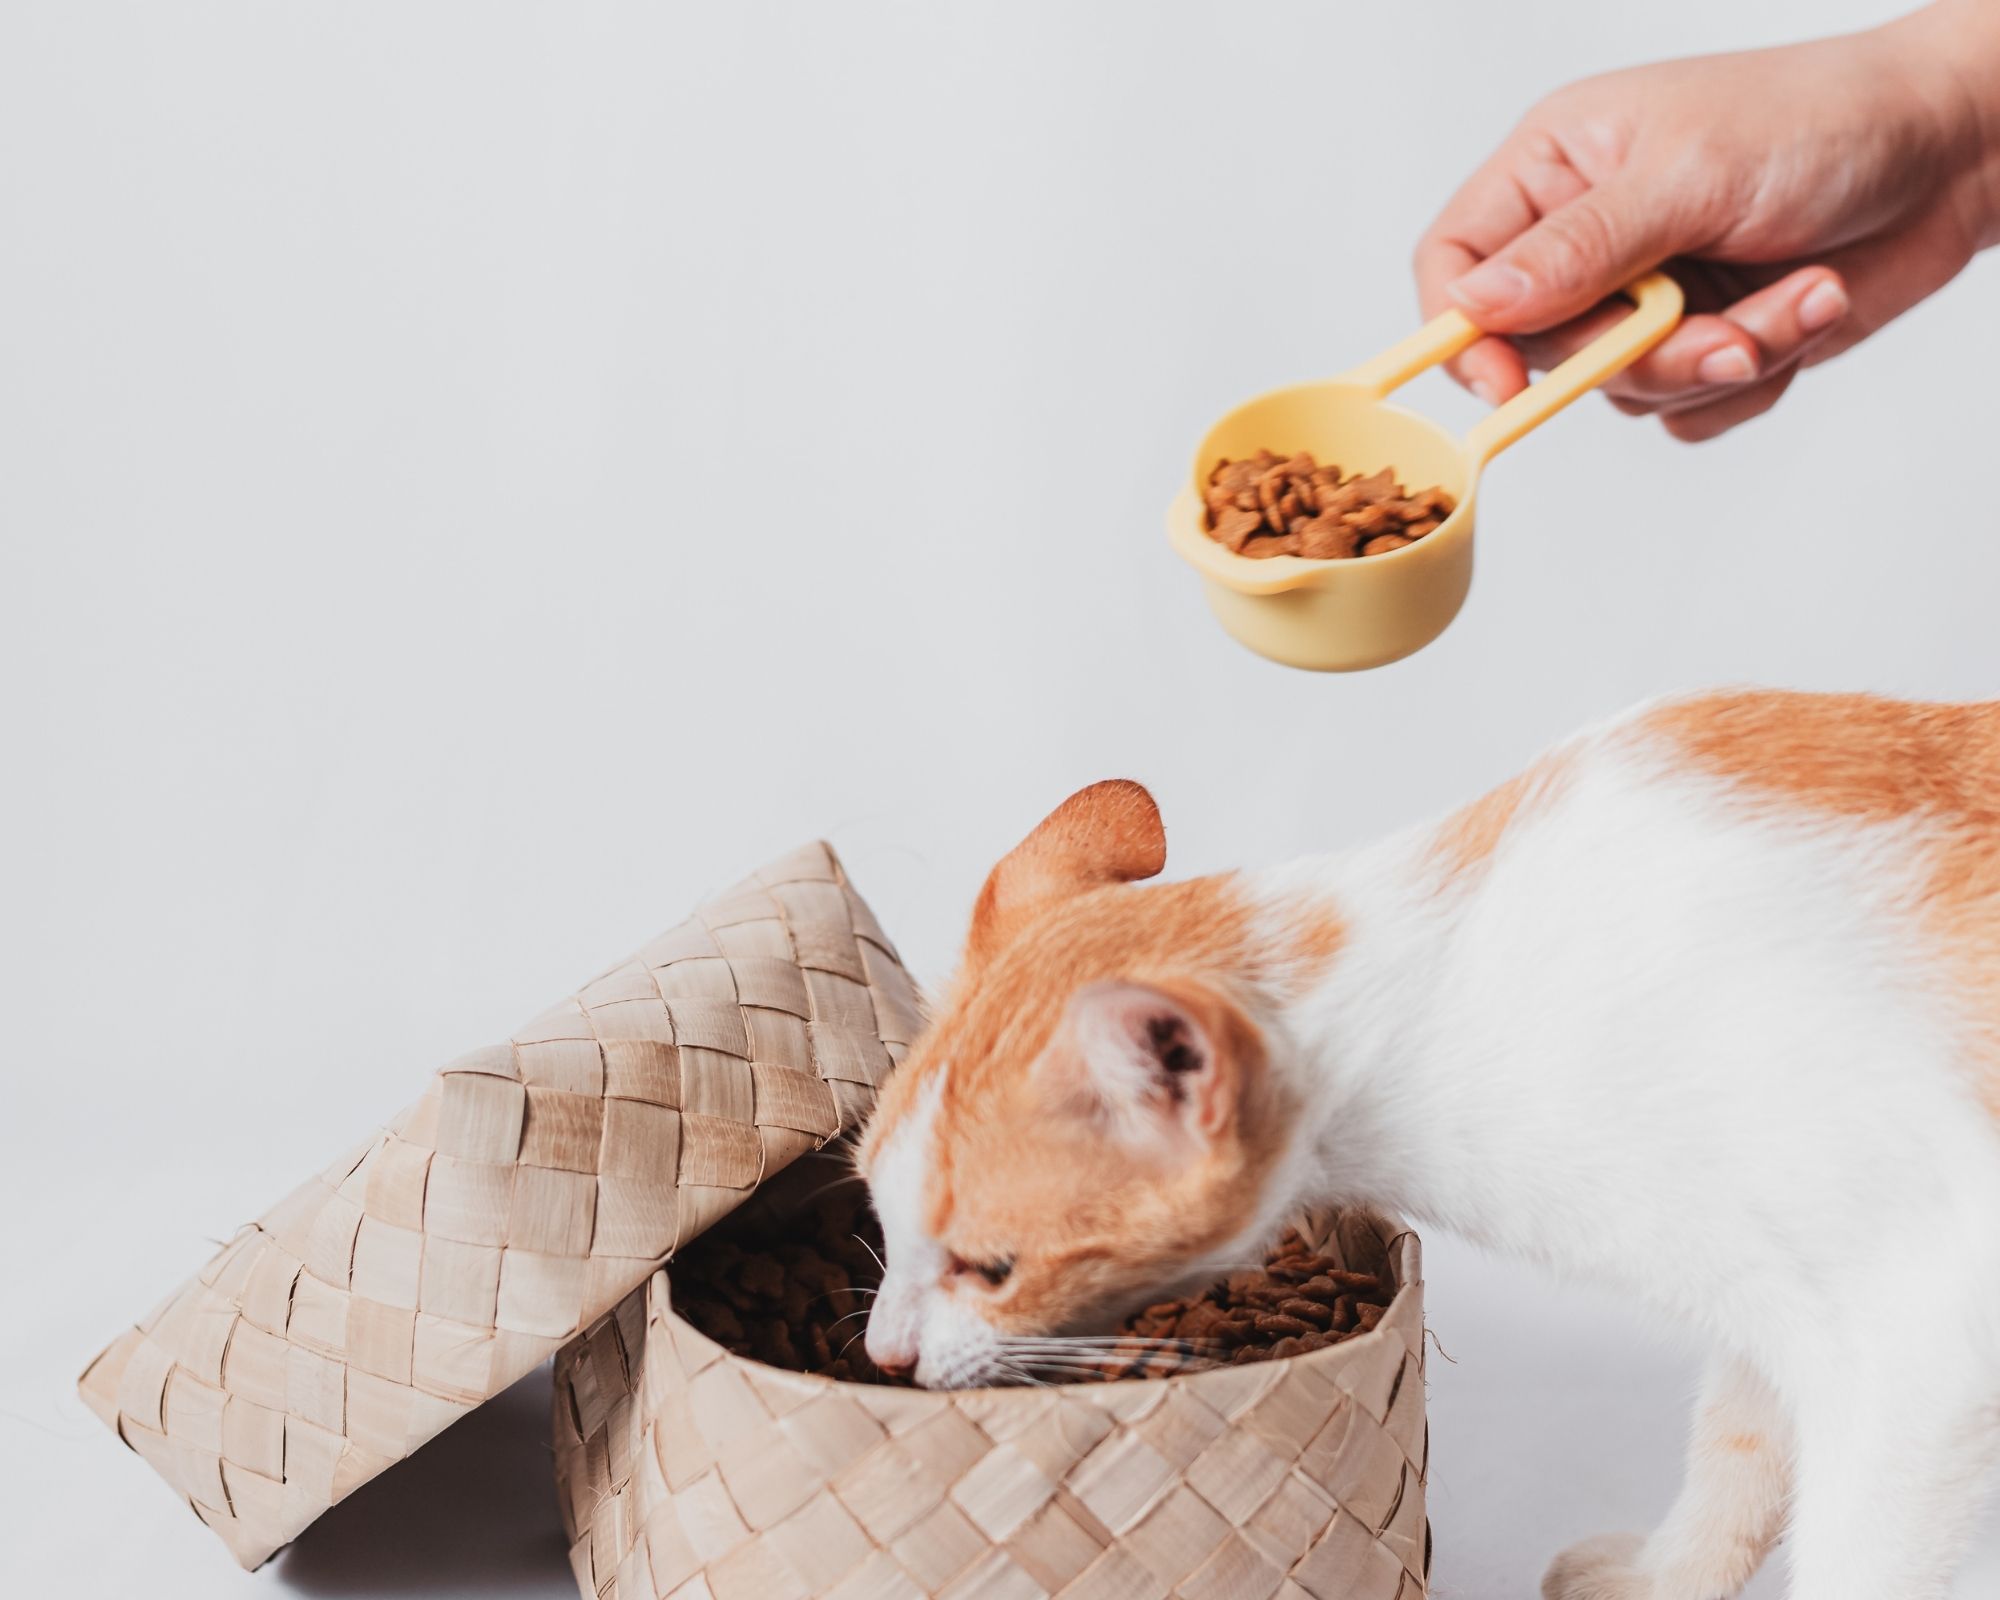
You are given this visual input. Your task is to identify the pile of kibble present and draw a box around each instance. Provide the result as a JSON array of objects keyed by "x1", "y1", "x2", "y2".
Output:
[
  {"x1": 1098, "y1": 1228, "x2": 1392, "y2": 1378},
  {"x1": 1202, "y1": 449, "x2": 1454, "y2": 560},
  {"x1": 667, "y1": 1185, "x2": 1394, "y2": 1387},
  {"x1": 669, "y1": 1183, "x2": 894, "y2": 1383}
]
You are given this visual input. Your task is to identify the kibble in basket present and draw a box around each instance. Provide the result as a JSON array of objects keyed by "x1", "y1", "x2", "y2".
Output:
[
  {"x1": 663, "y1": 1179, "x2": 1398, "y2": 1387},
  {"x1": 553, "y1": 1154, "x2": 1430, "y2": 1600}
]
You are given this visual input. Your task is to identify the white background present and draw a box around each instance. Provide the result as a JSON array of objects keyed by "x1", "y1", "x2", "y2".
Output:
[{"x1": 4, "y1": 2, "x2": 1998, "y2": 1595}]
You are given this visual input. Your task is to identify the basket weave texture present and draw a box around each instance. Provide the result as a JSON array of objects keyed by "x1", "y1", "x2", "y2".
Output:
[
  {"x1": 78, "y1": 841, "x2": 923, "y2": 1569},
  {"x1": 553, "y1": 1210, "x2": 1428, "y2": 1600}
]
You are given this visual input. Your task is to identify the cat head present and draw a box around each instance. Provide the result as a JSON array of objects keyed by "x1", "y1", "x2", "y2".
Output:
[{"x1": 857, "y1": 780, "x2": 1311, "y2": 1388}]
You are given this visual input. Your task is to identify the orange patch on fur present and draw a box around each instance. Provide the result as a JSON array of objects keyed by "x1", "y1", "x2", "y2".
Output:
[
  {"x1": 1272, "y1": 896, "x2": 1348, "y2": 994},
  {"x1": 931, "y1": 873, "x2": 1261, "y2": 1109},
  {"x1": 1426, "y1": 753, "x2": 1571, "y2": 890},
  {"x1": 967, "y1": 779, "x2": 1167, "y2": 969},
  {"x1": 1642, "y1": 693, "x2": 2000, "y2": 826},
  {"x1": 1644, "y1": 691, "x2": 2000, "y2": 1120},
  {"x1": 860, "y1": 866, "x2": 1296, "y2": 1334},
  {"x1": 1717, "y1": 1432, "x2": 1765, "y2": 1456}
]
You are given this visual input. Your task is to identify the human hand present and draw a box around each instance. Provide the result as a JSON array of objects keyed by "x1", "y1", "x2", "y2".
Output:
[{"x1": 1413, "y1": 1, "x2": 2000, "y2": 440}]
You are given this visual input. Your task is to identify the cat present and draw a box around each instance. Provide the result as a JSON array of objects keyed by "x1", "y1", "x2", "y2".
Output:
[{"x1": 856, "y1": 688, "x2": 2000, "y2": 1600}]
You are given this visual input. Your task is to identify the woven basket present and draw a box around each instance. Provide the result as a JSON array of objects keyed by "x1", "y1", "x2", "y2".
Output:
[
  {"x1": 78, "y1": 841, "x2": 923, "y2": 1569},
  {"x1": 552, "y1": 1170, "x2": 1429, "y2": 1600}
]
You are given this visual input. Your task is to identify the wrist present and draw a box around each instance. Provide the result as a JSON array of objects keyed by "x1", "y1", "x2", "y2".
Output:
[{"x1": 1888, "y1": 0, "x2": 2000, "y2": 250}]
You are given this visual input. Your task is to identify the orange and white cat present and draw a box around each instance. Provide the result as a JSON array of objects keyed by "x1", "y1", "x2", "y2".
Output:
[{"x1": 858, "y1": 689, "x2": 2000, "y2": 1600}]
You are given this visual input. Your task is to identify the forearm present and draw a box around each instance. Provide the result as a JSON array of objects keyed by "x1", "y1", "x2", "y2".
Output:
[{"x1": 1891, "y1": 0, "x2": 2000, "y2": 249}]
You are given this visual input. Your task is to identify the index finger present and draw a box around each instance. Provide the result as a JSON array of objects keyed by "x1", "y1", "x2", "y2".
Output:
[
  {"x1": 1413, "y1": 232, "x2": 1526, "y2": 403},
  {"x1": 1414, "y1": 126, "x2": 1590, "y2": 402}
]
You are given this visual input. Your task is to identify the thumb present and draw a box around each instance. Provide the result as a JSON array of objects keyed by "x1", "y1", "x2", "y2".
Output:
[{"x1": 1447, "y1": 177, "x2": 1687, "y2": 333}]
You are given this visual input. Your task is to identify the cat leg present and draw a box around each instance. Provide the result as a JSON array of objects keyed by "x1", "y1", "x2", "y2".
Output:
[
  {"x1": 1779, "y1": 1355, "x2": 1998, "y2": 1600},
  {"x1": 1544, "y1": 1354, "x2": 1790, "y2": 1600}
]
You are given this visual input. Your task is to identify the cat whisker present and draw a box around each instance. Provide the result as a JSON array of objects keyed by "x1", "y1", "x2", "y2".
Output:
[
  {"x1": 1002, "y1": 1345, "x2": 1225, "y2": 1365},
  {"x1": 801, "y1": 1286, "x2": 878, "y2": 1313},
  {"x1": 850, "y1": 1233, "x2": 888, "y2": 1275},
  {"x1": 998, "y1": 1336, "x2": 1228, "y2": 1355},
  {"x1": 1012, "y1": 1352, "x2": 1222, "y2": 1381},
  {"x1": 794, "y1": 1171, "x2": 869, "y2": 1206},
  {"x1": 999, "y1": 1333, "x2": 1220, "y2": 1344}
]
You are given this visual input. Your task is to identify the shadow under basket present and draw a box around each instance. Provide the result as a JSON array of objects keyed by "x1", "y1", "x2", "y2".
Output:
[{"x1": 552, "y1": 1161, "x2": 1430, "y2": 1600}]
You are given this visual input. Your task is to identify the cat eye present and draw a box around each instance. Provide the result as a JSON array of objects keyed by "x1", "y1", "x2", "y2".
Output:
[{"x1": 949, "y1": 1253, "x2": 1014, "y2": 1289}]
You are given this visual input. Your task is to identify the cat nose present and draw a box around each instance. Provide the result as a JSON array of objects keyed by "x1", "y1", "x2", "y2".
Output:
[
  {"x1": 865, "y1": 1323, "x2": 919, "y2": 1378},
  {"x1": 863, "y1": 1291, "x2": 921, "y2": 1377}
]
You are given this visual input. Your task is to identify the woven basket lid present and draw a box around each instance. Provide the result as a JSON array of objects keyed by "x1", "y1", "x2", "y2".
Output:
[{"x1": 79, "y1": 840, "x2": 925, "y2": 1569}]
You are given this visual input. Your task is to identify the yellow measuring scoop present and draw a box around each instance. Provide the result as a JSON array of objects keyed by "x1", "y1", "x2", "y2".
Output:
[{"x1": 1168, "y1": 271, "x2": 1683, "y2": 671}]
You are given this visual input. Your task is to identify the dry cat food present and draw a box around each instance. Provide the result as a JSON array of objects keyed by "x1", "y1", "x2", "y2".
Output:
[
  {"x1": 670, "y1": 1183, "x2": 895, "y2": 1384},
  {"x1": 668, "y1": 1184, "x2": 1394, "y2": 1387},
  {"x1": 1090, "y1": 1227, "x2": 1393, "y2": 1379},
  {"x1": 1203, "y1": 449, "x2": 1455, "y2": 560}
]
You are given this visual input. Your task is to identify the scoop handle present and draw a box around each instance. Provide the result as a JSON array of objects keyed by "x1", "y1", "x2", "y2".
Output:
[
  {"x1": 1337, "y1": 309, "x2": 1488, "y2": 398},
  {"x1": 1337, "y1": 270, "x2": 1685, "y2": 463},
  {"x1": 1465, "y1": 271, "x2": 1683, "y2": 463}
]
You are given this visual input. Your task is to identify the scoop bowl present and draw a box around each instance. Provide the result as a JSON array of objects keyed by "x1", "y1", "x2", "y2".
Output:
[{"x1": 1170, "y1": 271, "x2": 1683, "y2": 671}]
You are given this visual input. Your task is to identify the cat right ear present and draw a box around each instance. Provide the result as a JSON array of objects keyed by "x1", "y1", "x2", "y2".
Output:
[
  {"x1": 1054, "y1": 979, "x2": 1246, "y2": 1156},
  {"x1": 966, "y1": 780, "x2": 1165, "y2": 966}
]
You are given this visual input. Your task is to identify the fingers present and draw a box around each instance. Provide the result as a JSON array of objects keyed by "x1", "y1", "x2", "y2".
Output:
[
  {"x1": 1414, "y1": 126, "x2": 1592, "y2": 401},
  {"x1": 1412, "y1": 108, "x2": 1860, "y2": 435},
  {"x1": 1792, "y1": 208, "x2": 1974, "y2": 371},
  {"x1": 1413, "y1": 224, "x2": 1527, "y2": 398},
  {"x1": 1457, "y1": 335, "x2": 1529, "y2": 405},
  {"x1": 1657, "y1": 366, "x2": 1799, "y2": 443},
  {"x1": 1651, "y1": 208, "x2": 1979, "y2": 439},
  {"x1": 1414, "y1": 217, "x2": 1528, "y2": 400},
  {"x1": 1496, "y1": 264, "x2": 1847, "y2": 443},
  {"x1": 1610, "y1": 267, "x2": 1845, "y2": 442},
  {"x1": 1609, "y1": 267, "x2": 1849, "y2": 424},
  {"x1": 1414, "y1": 128, "x2": 1589, "y2": 314},
  {"x1": 1614, "y1": 266, "x2": 1847, "y2": 407},
  {"x1": 1444, "y1": 171, "x2": 1694, "y2": 334},
  {"x1": 1603, "y1": 313, "x2": 1764, "y2": 402}
]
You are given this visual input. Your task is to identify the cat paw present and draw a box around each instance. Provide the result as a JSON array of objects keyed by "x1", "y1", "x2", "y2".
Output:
[{"x1": 1542, "y1": 1533, "x2": 1654, "y2": 1600}]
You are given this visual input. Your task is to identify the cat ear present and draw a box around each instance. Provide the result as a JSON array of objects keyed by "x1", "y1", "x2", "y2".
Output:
[
  {"x1": 967, "y1": 780, "x2": 1165, "y2": 966},
  {"x1": 1057, "y1": 980, "x2": 1243, "y2": 1154}
]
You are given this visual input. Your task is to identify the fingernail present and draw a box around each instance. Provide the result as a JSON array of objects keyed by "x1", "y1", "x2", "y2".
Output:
[
  {"x1": 1469, "y1": 379, "x2": 1500, "y2": 407},
  {"x1": 1449, "y1": 261, "x2": 1533, "y2": 316},
  {"x1": 1799, "y1": 279, "x2": 1849, "y2": 333},
  {"x1": 1696, "y1": 346, "x2": 1757, "y2": 385}
]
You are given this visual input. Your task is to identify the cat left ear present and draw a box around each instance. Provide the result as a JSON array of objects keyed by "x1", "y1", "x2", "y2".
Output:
[
  {"x1": 966, "y1": 781, "x2": 1165, "y2": 967},
  {"x1": 1058, "y1": 981, "x2": 1244, "y2": 1154}
]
